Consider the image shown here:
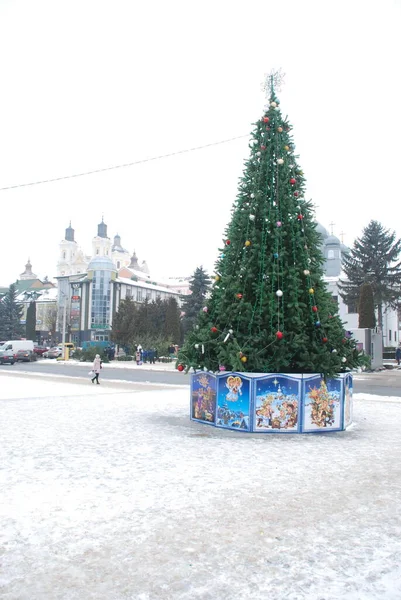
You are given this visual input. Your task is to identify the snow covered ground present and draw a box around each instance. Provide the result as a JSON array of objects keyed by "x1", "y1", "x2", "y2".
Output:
[{"x1": 1, "y1": 372, "x2": 401, "y2": 600}]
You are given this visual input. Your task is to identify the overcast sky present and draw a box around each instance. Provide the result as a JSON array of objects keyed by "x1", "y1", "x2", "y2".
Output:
[{"x1": 0, "y1": 0, "x2": 400, "y2": 286}]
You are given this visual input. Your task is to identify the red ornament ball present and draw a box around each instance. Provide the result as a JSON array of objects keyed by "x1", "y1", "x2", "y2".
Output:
[
  {"x1": 260, "y1": 145, "x2": 266, "y2": 150},
  {"x1": 276, "y1": 331, "x2": 284, "y2": 340},
  {"x1": 225, "y1": 239, "x2": 231, "y2": 245},
  {"x1": 211, "y1": 326, "x2": 218, "y2": 333},
  {"x1": 312, "y1": 305, "x2": 318, "y2": 313},
  {"x1": 290, "y1": 178, "x2": 296, "y2": 185},
  {"x1": 297, "y1": 214, "x2": 304, "y2": 220},
  {"x1": 294, "y1": 191, "x2": 299, "y2": 197},
  {"x1": 236, "y1": 293, "x2": 243, "y2": 299},
  {"x1": 342, "y1": 338, "x2": 347, "y2": 343},
  {"x1": 322, "y1": 337, "x2": 328, "y2": 344},
  {"x1": 177, "y1": 364, "x2": 184, "y2": 372},
  {"x1": 263, "y1": 117, "x2": 269, "y2": 123}
]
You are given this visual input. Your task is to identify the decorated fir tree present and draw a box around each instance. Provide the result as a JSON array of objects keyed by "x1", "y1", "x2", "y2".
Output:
[{"x1": 178, "y1": 72, "x2": 361, "y2": 378}]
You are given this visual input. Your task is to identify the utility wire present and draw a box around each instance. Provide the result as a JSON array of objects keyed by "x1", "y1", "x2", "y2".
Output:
[{"x1": 0, "y1": 134, "x2": 250, "y2": 192}]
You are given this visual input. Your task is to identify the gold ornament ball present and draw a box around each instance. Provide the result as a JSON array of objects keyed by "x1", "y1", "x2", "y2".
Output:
[
  {"x1": 215, "y1": 275, "x2": 220, "y2": 281},
  {"x1": 309, "y1": 288, "x2": 315, "y2": 294},
  {"x1": 245, "y1": 240, "x2": 251, "y2": 247},
  {"x1": 240, "y1": 355, "x2": 248, "y2": 363},
  {"x1": 277, "y1": 126, "x2": 283, "y2": 133},
  {"x1": 284, "y1": 145, "x2": 290, "y2": 151}
]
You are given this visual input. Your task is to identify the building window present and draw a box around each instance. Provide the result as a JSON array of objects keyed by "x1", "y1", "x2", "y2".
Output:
[
  {"x1": 328, "y1": 250, "x2": 335, "y2": 259},
  {"x1": 63, "y1": 251, "x2": 66, "y2": 260},
  {"x1": 96, "y1": 249, "x2": 99, "y2": 255},
  {"x1": 395, "y1": 332, "x2": 397, "y2": 342},
  {"x1": 347, "y1": 303, "x2": 357, "y2": 314},
  {"x1": 331, "y1": 295, "x2": 338, "y2": 305},
  {"x1": 137, "y1": 289, "x2": 143, "y2": 302},
  {"x1": 389, "y1": 330, "x2": 392, "y2": 342},
  {"x1": 117, "y1": 261, "x2": 121, "y2": 269},
  {"x1": 126, "y1": 287, "x2": 132, "y2": 298}
]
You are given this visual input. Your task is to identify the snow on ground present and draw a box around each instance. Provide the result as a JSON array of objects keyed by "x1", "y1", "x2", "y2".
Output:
[{"x1": 1, "y1": 373, "x2": 401, "y2": 600}]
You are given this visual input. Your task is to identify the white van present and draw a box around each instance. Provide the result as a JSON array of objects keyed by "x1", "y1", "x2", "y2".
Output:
[{"x1": 0, "y1": 340, "x2": 34, "y2": 354}]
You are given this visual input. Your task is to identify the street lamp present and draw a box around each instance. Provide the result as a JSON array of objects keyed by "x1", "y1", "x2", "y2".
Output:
[{"x1": 58, "y1": 290, "x2": 68, "y2": 361}]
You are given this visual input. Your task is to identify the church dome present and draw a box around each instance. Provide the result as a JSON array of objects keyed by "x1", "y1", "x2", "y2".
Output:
[
  {"x1": 112, "y1": 233, "x2": 128, "y2": 253},
  {"x1": 325, "y1": 235, "x2": 341, "y2": 246},
  {"x1": 316, "y1": 222, "x2": 330, "y2": 240},
  {"x1": 87, "y1": 255, "x2": 116, "y2": 272}
]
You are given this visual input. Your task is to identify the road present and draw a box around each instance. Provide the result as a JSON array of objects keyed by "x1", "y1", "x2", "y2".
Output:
[
  {"x1": 3, "y1": 360, "x2": 401, "y2": 396},
  {"x1": 7, "y1": 360, "x2": 190, "y2": 386}
]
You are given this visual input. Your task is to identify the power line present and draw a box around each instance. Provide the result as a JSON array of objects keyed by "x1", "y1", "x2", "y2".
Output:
[{"x1": 0, "y1": 134, "x2": 250, "y2": 192}]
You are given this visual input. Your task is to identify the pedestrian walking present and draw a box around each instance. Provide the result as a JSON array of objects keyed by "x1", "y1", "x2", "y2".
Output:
[
  {"x1": 91, "y1": 354, "x2": 102, "y2": 384},
  {"x1": 395, "y1": 345, "x2": 401, "y2": 366}
]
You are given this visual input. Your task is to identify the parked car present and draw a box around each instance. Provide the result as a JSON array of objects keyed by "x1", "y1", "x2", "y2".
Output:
[
  {"x1": 15, "y1": 349, "x2": 37, "y2": 362},
  {"x1": 33, "y1": 345, "x2": 49, "y2": 356},
  {"x1": 44, "y1": 347, "x2": 63, "y2": 359},
  {"x1": 0, "y1": 349, "x2": 15, "y2": 365}
]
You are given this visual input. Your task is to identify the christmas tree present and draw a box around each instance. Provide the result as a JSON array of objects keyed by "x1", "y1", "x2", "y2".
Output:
[{"x1": 178, "y1": 72, "x2": 361, "y2": 378}]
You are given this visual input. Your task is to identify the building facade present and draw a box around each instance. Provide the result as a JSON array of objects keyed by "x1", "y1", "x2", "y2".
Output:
[{"x1": 57, "y1": 255, "x2": 181, "y2": 346}]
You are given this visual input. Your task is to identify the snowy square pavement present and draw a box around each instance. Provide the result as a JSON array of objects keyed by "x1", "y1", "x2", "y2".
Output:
[{"x1": 1, "y1": 373, "x2": 401, "y2": 600}]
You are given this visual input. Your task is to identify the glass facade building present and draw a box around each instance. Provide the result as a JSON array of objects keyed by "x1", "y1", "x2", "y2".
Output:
[
  {"x1": 91, "y1": 269, "x2": 111, "y2": 329},
  {"x1": 87, "y1": 255, "x2": 117, "y2": 342}
]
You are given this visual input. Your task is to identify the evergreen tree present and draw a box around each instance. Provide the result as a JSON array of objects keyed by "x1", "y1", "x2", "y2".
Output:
[
  {"x1": 136, "y1": 299, "x2": 152, "y2": 339},
  {"x1": 358, "y1": 282, "x2": 376, "y2": 329},
  {"x1": 0, "y1": 284, "x2": 24, "y2": 340},
  {"x1": 111, "y1": 298, "x2": 137, "y2": 347},
  {"x1": 26, "y1": 301, "x2": 36, "y2": 340},
  {"x1": 181, "y1": 266, "x2": 211, "y2": 334},
  {"x1": 147, "y1": 298, "x2": 167, "y2": 337},
  {"x1": 164, "y1": 297, "x2": 181, "y2": 344},
  {"x1": 339, "y1": 220, "x2": 401, "y2": 331},
  {"x1": 178, "y1": 74, "x2": 360, "y2": 377}
]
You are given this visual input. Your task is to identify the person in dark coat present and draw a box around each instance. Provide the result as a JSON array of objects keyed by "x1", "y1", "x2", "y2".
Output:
[{"x1": 395, "y1": 346, "x2": 401, "y2": 366}]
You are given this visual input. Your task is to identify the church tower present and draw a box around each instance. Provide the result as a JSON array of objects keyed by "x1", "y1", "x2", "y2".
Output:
[
  {"x1": 20, "y1": 259, "x2": 37, "y2": 280},
  {"x1": 92, "y1": 217, "x2": 112, "y2": 258},
  {"x1": 111, "y1": 233, "x2": 131, "y2": 269},
  {"x1": 323, "y1": 234, "x2": 342, "y2": 277},
  {"x1": 57, "y1": 222, "x2": 78, "y2": 276}
]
